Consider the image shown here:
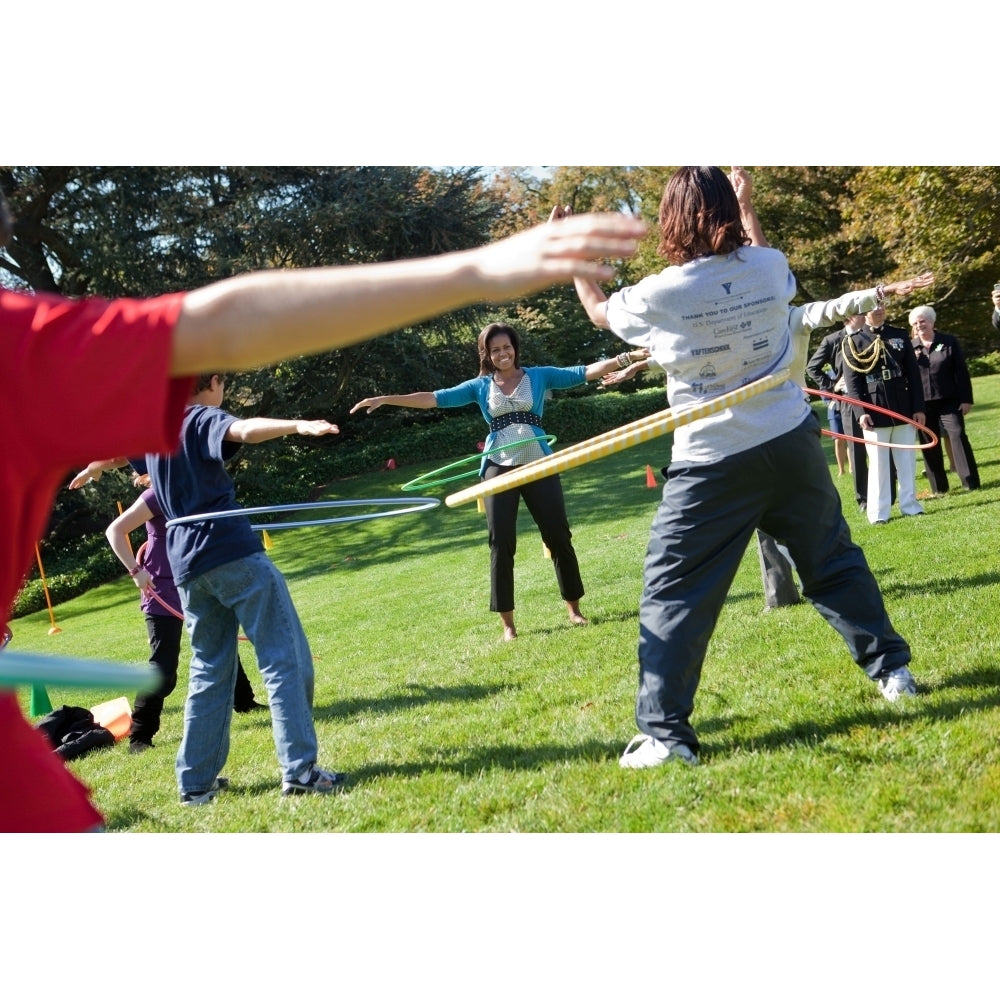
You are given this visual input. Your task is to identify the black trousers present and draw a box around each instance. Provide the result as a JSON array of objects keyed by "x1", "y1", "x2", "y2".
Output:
[
  {"x1": 921, "y1": 398, "x2": 979, "y2": 492},
  {"x1": 130, "y1": 613, "x2": 182, "y2": 744},
  {"x1": 482, "y1": 460, "x2": 584, "y2": 613},
  {"x1": 130, "y1": 612, "x2": 257, "y2": 744}
]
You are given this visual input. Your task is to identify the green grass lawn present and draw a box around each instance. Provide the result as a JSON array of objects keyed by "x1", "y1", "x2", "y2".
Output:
[{"x1": 11, "y1": 377, "x2": 1000, "y2": 834}]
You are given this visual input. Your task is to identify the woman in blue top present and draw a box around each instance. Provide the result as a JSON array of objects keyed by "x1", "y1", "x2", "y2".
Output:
[{"x1": 352, "y1": 322, "x2": 646, "y2": 640}]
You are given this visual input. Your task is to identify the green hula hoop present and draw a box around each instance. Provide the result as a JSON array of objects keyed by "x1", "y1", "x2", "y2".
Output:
[{"x1": 400, "y1": 434, "x2": 557, "y2": 492}]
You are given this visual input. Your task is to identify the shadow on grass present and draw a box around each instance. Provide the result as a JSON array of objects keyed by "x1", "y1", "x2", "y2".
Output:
[
  {"x1": 334, "y1": 736, "x2": 626, "y2": 786},
  {"x1": 699, "y1": 662, "x2": 1000, "y2": 758},
  {"x1": 313, "y1": 681, "x2": 514, "y2": 722},
  {"x1": 878, "y1": 567, "x2": 1000, "y2": 600}
]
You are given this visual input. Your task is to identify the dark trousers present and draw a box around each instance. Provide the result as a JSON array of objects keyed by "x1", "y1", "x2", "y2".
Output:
[
  {"x1": 130, "y1": 613, "x2": 182, "y2": 744},
  {"x1": 482, "y1": 461, "x2": 584, "y2": 613},
  {"x1": 636, "y1": 414, "x2": 911, "y2": 753},
  {"x1": 921, "y1": 399, "x2": 979, "y2": 492},
  {"x1": 130, "y1": 612, "x2": 256, "y2": 744}
]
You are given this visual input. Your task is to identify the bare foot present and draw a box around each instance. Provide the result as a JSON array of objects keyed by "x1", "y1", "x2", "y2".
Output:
[
  {"x1": 499, "y1": 612, "x2": 517, "y2": 641},
  {"x1": 567, "y1": 602, "x2": 588, "y2": 626}
]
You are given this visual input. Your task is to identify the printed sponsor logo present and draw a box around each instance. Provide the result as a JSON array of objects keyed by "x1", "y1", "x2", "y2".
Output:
[
  {"x1": 752, "y1": 338, "x2": 769, "y2": 351},
  {"x1": 691, "y1": 344, "x2": 731, "y2": 356}
]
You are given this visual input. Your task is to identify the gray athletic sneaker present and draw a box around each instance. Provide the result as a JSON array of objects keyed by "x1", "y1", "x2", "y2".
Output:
[
  {"x1": 878, "y1": 666, "x2": 918, "y2": 703},
  {"x1": 281, "y1": 766, "x2": 347, "y2": 796},
  {"x1": 619, "y1": 734, "x2": 699, "y2": 769}
]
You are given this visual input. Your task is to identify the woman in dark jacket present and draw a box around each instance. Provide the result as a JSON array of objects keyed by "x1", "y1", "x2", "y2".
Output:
[{"x1": 910, "y1": 305, "x2": 980, "y2": 493}]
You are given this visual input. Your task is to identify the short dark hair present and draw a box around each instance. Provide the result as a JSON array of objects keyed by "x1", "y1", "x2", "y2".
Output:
[
  {"x1": 194, "y1": 373, "x2": 226, "y2": 393},
  {"x1": 477, "y1": 323, "x2": 521, "y2": 376},
  {"x1": 657, "y1": 166, "x2": 749, "y2": 265}
]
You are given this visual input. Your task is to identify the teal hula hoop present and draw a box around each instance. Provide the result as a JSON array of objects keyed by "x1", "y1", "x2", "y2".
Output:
[{"x1": 400, "y1": 434, "x2": 557, "y2": 492}]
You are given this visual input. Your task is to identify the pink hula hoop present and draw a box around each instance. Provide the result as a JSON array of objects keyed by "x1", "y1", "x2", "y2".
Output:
[{"x1": 805, "y1": 386, "x2": 939, "y2": 450}]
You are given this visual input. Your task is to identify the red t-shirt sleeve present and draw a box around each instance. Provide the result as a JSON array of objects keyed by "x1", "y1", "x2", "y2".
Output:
[{"x1": 4, "y1": 290, "x2": 193, "y2": 463}]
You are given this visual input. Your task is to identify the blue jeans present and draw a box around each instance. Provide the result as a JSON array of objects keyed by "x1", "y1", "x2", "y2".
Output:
[
  {"x1": 177, "y1": 552, "x2": 317, "y2": 794},
  {"x1": 637, "y1": 414, "x2": 911, "y2": 752}
]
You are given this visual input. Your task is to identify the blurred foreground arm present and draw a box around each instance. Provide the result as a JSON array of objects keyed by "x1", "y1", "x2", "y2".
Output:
[{"x1": 170, "y1": 213, "x2": 647, "y2": 376}]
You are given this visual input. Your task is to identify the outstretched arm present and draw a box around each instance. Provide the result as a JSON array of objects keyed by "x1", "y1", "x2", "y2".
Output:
[
  {"x1": 224, "y1": 417, "x2": 340, "y2": 445},
  {"x1": 169, "y1": 213, "x2": 646, "y2": 376},
  {"x1": 731, "y1": 166, "x2": 768, "y2": 248},
  {"x1": 68, "y1": 457, "x2": 128, "y2": 489},
  {"x1": 583, "y1": 347, "x2": 650, "y2": 382},
  {"x1": 548, "y1": 205, "x2": 615, "y2": 329},
  {"x1": 350, "y1": 391, "x2": 438, "y2": 415}
]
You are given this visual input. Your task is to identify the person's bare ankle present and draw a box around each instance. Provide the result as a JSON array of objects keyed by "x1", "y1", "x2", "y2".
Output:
[{"x1": 500, "y1": 612, "x2": 516, "y2": 641}]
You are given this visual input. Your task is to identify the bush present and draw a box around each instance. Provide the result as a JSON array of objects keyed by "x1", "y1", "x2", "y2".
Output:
[{"x1": 967, "y1": 351, "x2": 1000, "y2": 378}]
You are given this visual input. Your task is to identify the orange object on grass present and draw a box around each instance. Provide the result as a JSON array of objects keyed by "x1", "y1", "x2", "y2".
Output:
[{"x1": 90, "y1": 697, "x2": 132, "y2": 740}]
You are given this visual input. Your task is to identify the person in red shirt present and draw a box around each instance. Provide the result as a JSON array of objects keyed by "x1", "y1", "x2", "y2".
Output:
[{"x1": 0, "y1": 187, "x2": 646, "y2": 831}]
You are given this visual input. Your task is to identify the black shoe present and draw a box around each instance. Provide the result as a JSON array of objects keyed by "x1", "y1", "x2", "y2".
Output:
[
  {"x1": 234, "y1": 700, "x2": 268, "y2": 713},
  {"x1": 129, "y1": 740, "x2": 153, "y2": 754}
]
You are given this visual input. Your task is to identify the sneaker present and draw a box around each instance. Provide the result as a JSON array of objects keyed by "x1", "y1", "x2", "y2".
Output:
[
  {"x1": 234, "y1": 700, "x2": 268, "y2": 714},
  {"x1": 180, "y1": 776, "x2": 230, "y2": 806},
  {"x1": 878, "y1": 666, "x2": 918, "y2": 703},
  {"x1": 281, "y1": 766, "x2": 347, "y2": 796},
  {"x1": 619, "y1": 734, "x2": 699, "y2": 769}
]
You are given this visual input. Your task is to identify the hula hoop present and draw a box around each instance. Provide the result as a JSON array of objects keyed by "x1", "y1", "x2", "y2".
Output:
[
  {"x1": 400, "y1": 435, "x2": 557, "y2": 492},
  {"x1": 805, "y1": 387, "x2": 939, "y2": 450},
  {"x1": 0, "y1": 650, "x2": 159, "y2": 691},
  {"x1": 445, "y1": 368, "x2": 792, "y2": 508},
  {"x1": 166, "y1": 497, "x2": 441, "y2": 531}
]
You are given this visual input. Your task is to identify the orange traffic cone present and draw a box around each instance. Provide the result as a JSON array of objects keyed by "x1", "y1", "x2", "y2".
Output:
[{"x1": 646, "y1": 465, "x2": 658, "y2": 488}]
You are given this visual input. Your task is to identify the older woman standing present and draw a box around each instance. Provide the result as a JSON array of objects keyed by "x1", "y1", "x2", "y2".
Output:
[{"x1": 910, "y1": 305, "x2": 980, "y2": 494}]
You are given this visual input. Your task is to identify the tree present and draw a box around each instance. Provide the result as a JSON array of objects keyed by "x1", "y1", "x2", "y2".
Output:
[{"x1": 844, "y1": 167, "x2": 1000, "y2": 350}]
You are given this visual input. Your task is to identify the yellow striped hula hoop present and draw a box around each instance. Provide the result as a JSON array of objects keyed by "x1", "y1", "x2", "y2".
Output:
[{"x1": 445, "y1": 368, "x2": 791, "y2": 508}]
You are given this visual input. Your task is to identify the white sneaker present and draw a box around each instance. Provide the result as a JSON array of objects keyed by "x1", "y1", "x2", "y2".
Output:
[
  {"x1": 878, "y1": 666, "x2": 918, "y2": 703},
  {"x1": 619, "y1": 734, "x2": 699, "y2": 769}
]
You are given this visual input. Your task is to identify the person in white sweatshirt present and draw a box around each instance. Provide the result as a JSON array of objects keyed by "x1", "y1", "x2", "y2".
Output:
[{"x1": 567, "y1": 166, "x2": 934, "y2": 769}]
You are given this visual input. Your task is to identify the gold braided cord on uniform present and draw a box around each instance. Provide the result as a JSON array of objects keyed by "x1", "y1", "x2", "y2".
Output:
[{"x1": 841, "y1": 333, "x2": 886, "y2": 374}]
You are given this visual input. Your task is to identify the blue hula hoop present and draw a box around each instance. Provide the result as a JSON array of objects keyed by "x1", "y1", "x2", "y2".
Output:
[{"x1": 165, "y1": 497, "x2": 441, "y2": 531}]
